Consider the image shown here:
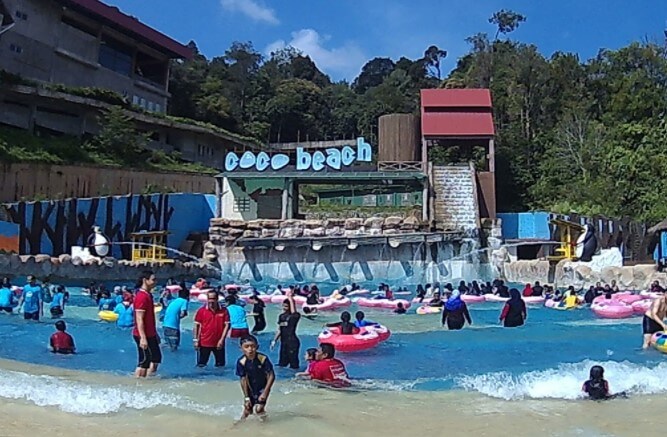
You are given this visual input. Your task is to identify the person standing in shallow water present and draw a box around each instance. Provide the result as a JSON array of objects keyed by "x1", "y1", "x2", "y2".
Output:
[
  {"x1": 133, "y1": 270, "x2": 161, "y2": 378},
  {"x1": 271, "y1": 291, "x2": 301, "y2": 369},
  {"x1": 500, "y1": 288, "x2": 527, "y2": 328},
  {"x1": 441, "y1": 290, "x2": 472, "y2": 330}
]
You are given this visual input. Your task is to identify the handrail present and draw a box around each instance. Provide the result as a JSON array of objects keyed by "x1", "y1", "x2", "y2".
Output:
[{"x1": 377, "y1": 161, "x2": 425, "y2": 172}]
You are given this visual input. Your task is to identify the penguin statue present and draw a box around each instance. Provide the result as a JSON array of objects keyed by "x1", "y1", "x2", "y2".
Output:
[
  {"x1": 575, "y1": 224, "x2": 598, "y2": 262},
  {"x1": 87, "y1": 226, "x2": 110, "y2": 257}
]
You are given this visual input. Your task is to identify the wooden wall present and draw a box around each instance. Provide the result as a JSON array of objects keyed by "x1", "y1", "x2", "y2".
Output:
[
  {"x1": 378, "y1": 114, "x2": 421, "y2": 162},
  {"x1": 0, "y1": 163, "x2": 215, "y2": 202}
]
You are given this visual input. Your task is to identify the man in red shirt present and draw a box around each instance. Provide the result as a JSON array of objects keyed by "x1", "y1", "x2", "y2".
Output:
[
  {"x1": 133, "y1": 270, "x2": 161, "y2": 378},
  {"x1": 194, "y1": 291, "x2": 230, "y2": 367},
  {"x1": 309, "y1": 343, "x2": 350, "y2": 387}
]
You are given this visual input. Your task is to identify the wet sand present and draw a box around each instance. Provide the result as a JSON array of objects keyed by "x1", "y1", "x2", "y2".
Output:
[{"x1": 0, "y1": 357, "x2": 662, "y2": 437}]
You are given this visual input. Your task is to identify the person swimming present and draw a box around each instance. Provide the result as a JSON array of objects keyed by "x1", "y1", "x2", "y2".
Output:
[
  {"x1": 582, "y1": 365, "x2": 626, "y2": 400},
  {"x1": 354, "y1": 311, "x2": 377, "y2": 328},
  {"x1": 326, "y1": 311, "x2": 357, "y2": 335},
  {"x1": 428, "y1": 292, "x2": 444, "y2": 307}
]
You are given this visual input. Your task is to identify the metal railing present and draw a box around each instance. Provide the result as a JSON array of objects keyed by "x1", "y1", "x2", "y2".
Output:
[{"x1": 377, "y1": 161, "x2": 425, "y2": 172}]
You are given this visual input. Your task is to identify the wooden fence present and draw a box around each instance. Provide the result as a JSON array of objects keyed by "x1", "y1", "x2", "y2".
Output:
[{"x1": 0, "y1": 163, "x2": 215, "y2": 202}]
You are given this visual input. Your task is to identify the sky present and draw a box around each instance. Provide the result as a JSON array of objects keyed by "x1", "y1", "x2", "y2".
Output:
[{"x1": 108, "y1": 0, "x2": 666, "y2": 81}]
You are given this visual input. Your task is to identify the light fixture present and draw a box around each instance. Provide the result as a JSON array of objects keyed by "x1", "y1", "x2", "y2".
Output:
[
  {"x1": 312, "y1": 242, "x2": 323, "y2": 251},
  {"x1": 275, "y1": 245, "x2": 285, "y2": 251}
]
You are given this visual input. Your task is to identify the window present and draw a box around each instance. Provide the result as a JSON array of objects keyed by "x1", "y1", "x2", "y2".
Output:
[
  {"x1": 98, "y1": 36, "x2": 133, "y2": 76},
  {"x1": 132, "y1": 95, "x2": 140, "y2": 106},
  {"x1": 15, "y1": 11, "x2": 27, "y2": 20},
  {"x1": 155, "y1": 103, "x2": 161, "y2": 113},
  {"x1": 233, "y1": 198, "x2": 250, "y2": 213},
  {"x1": 9, "y1": 43, "x2": 22, "y2": 54}
]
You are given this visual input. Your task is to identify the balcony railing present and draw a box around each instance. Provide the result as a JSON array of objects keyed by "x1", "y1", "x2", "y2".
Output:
[{"x1": 377, "y1": 161, "x2": 425, "y2": 172}]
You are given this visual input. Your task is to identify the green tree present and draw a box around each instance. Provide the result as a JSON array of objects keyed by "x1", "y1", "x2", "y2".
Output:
[
  {"x1": 489, "y1": 9, "x2": 526, "y2": 40},
  {"x1": 352, "y1": 57, "x2": 396, "y2": 94},
  {"x1": 93, "y1": 106, "x2": 149, "y2": 162}
]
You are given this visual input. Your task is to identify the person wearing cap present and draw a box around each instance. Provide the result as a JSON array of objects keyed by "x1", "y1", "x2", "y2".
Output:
[
  {"x1": 18, "y1": 275, "x2": 43, "y2": 321},
  {"x1": 236, "y1": 335, "x2": 275, "y2": 420},
  {"x1": 113, "y1": 286, "x2": 124, "y2": 305}
]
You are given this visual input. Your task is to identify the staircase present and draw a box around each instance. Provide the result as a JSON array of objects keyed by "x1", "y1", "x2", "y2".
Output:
[{"x1": 432, "y1": 163, "x2": 480, "y2": 231}]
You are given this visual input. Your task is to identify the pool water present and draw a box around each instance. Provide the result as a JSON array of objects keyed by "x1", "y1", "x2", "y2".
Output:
[{"x1": 1, "y1": 286, "x2": 665, "y2": 403}]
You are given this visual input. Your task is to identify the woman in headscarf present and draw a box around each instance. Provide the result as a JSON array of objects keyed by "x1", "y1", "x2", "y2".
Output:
[
  {"x1": 522, "y1": 283, "x2": 533, "y2": 297},
  {"x1": 500, "y1": 288, "x2": 527, "y2": 328},
  {"x1": 441, "y1": 290, "x2": 472, "y2": 330}
]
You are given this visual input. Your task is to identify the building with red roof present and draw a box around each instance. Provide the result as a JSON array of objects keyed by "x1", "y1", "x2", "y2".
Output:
[{"x1": 0, "y1": 0, "x2": 191, "y2": 112}]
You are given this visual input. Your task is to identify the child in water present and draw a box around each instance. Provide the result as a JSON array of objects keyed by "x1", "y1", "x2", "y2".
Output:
[
  {"x1": 295, "y1": 348, "x2": 318, "y2": 378},
  {"x1": 582, "y1": 365, "x2": 626, "y2": 400},
  {"x1": 394, "y1": 302, "x2": 407, "y2": 314},
  {"x1": 236, "y1": 335, "x2": 275, "y2": 420},
  {"x1": 50, "y1": 320, "x2": 76, "y2": 354}
]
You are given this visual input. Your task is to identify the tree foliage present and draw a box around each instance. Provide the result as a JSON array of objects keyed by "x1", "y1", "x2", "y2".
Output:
[{"x1": 166, "y1": 12, "x2": 667, "y2": 223}]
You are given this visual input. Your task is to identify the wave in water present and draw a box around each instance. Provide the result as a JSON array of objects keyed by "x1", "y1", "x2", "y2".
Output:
[
  {"x1": 457, "y1": 360, "x2": 667, "y2": 400},
  {"x1": 0, "y1": 369, "x2": 232, "y2": 415}
]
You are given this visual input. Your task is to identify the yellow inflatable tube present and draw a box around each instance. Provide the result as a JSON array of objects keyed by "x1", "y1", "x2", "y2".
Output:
[{"x1": 99, "y1": 310, "x2": 118, "y2": 322}]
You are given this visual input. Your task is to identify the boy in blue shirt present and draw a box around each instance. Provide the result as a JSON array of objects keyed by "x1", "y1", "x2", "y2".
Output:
[
  {"x1": 0, "y1": 278, "x2": 15, "y2": 313},
  {"x1": 49, "y1": 286, "x2": 66, "y2": 318},
  {"x1": 236, "y1": 335, "x2": 275, "y2": 420},
  {"x1": 98, "y1": 291, "x2": 117, "y2": 311},
  {"x1": 19, "y1": 276, "x2": 43, "y2": 321},
  {"x1": 114, "y1": 297, "x2": 134, "y2": 329},
  {"x1": 162, "y1": 287, "x2": 189, "y2": 351}
]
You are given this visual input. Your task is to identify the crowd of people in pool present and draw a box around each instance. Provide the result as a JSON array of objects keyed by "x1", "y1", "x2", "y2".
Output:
[{"x1": 2, "y1": 272, "x2": 666, "y2": 417}]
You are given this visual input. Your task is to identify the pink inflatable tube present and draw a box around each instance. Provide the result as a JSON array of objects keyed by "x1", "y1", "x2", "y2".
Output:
[
  {"x1": 612, "y1": 292, "x2": 644, "y2": 305},
  {"x1": 239, "y1": 294, "x2": 272, "y2": 304},
  {"x1": 270, "y1": 295, "x2": 306, "y2": 305},
  {"x1": 363, "y1": 324, "x2": 391, "y2": 342},
  {"x1": 166, "y1": 285, "x2": 181, "y2": 294},
  {"x1": 461, "y1": 295, "x2": 485, "y2": 304},
  {"x1": 317, "y1": 326, "x2": 381, "y2": 352},
  {"x1": 302, "y1": 299, "x2": 337, "y2": 312},
  {"x1": 591, "y1": 302, "x2": 635, "y2": 319},
  {"x1": 631, "y1": 299, "x2": 652, "y2": 315},
  {"x1": 484, "y1": 294, "x2": 509, "y2": 303},
  {"x1": 544, "y1": 299, "x2": 557, "y2": 308},
  {"x1": 190, "y1": 287, "x2": 211, "y2": 298},
  {"x1": 523, "y1": 296, "x2": 545, "y2": 305},
  {"x1": 354, "y1": 297, "x2": 411, "y2": 310},
  {"x1": 640, "y1": 291, "x2": 664, "y2": 299}
]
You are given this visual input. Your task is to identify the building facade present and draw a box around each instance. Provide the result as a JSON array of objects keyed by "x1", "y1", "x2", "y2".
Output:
[{"x1": 0, "y1": 0, "x2": 191, "y2": 111}]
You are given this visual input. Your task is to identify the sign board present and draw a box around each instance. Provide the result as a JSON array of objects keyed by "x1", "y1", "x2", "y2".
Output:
[{"x1": 224, "y1": 137, "x2": 372, "y2": 172}]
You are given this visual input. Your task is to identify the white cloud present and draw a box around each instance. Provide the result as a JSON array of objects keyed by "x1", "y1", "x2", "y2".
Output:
[
  {"x1": 220, "y1": 0, "x2": 279, "y2": 25},
  {"x1": 265, "y1": 29, "x2": 366, "y2": 80}
]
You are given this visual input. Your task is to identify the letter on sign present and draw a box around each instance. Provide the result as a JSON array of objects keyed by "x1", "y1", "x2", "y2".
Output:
[
  {"x1": 326, "y1": 148, "x2": 341, "y2": 170},
  {"x1": 296, "y1": 147, "x2": 312, "y2": 171},
  {"x1": 256, "y1": 152, "x2": 270, "y2": 172},
  {"x1": 225, "y1": 152, "x2": 239, "y2": 171},
  {"x1": 239, "y1": 151, "x2": 256, "y2": 169},
  {"x1": 357, "y1": 137, "x2": 372, "y2": 162},
  {"x1": 312, "y1": 151, "x2": 325, "y2": 171},
  {"x1": 271, "y1": 154, "x2": 289, "y2": 170},
  {"x1": 341, "y1": 146, "x2": 355, "y2": 167}
]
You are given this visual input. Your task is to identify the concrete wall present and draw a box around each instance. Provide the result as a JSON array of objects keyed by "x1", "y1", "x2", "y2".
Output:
[
  {"x1": 432, "y1": 164, "x2": 479, "y2": 231},
  {"x1": 0, "y1": 220, "x2": 20, "y2": 253},
  {"x1": 498, "y1": 212, "x2": 551, "y2": 240},
  {"x1": 4, "y1": 193, "x2": 216, "y2": 257}
]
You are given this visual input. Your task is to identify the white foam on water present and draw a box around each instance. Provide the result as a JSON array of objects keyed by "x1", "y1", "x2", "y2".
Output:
[
  {"x1": 0, "y1": 369, "x2": 232, "y2": 416},
  {"x1": 457, "y1": 360, "x2": 667, "y2": 400}
]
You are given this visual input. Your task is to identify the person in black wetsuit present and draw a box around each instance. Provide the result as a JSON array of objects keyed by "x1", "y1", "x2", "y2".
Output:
[
  {"x1": 326, "y1": 311, "x2": 357, "y2": 335},
  {"x1": 532, "y1": 281, "x2": 544, "y2": 297},
  {"x1": 582, "y1": 365, "x2": 627, "y2": 400},
  {"x1": 497, "y1": 280, "x2": 510, "y2": 298},
  {"x1": 584, "y1": 286, "x2": 596, "y2": 304},
  {"x1": 458, "y1": 281, "x2": 469, "y2": 295},
  {"x1": 247, "y1": 294, "x2": 266, "y2": 334},
  {"x1": 306, "y1": 286, "x2": 321, "y2": 305},
  {"x1": 271, "y1": 292, "x2": 301, "y2": 369},
  {"x1": 441, "y1": 290, "x2": 472, "y2": 330},
  {"x1": 415, "y1": 284, "x2": 426, "y2": 302},
  {"x1": 499, "y1": 288, "x2": 526, "y2": 328},
  {"x1": 471, "y1": 281, "x2": 482, "y2": 296}
]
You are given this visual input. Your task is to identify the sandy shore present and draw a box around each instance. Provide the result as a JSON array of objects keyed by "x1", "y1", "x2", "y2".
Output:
[{"x1": 0, "y1": 358, "x2": 663, "y2": 437}]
